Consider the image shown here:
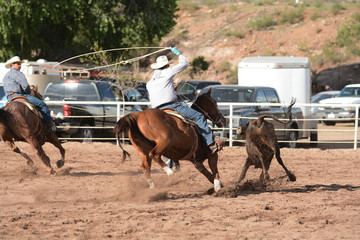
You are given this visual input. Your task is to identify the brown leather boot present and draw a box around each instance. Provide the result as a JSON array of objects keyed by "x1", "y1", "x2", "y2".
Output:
[{"x1": 209, "y1": 136, "x2": 225, "y2": 154}]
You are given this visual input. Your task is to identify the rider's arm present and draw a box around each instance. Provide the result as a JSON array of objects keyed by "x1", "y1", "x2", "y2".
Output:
[
  {"x1": 16, "y1": 72, "x2": 31, "y2": 94},
  {"x1": 168, "y1": 55, "x2": 188, "y2": 78}
]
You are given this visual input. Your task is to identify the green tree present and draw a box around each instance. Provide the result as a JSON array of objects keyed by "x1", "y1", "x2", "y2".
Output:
[{"x1": 0, "y1": 0, "x2": 177, "y2": 61}]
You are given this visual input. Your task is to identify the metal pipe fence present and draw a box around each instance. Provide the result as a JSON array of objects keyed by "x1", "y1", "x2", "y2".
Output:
[{"x1": 1, "y1": 100, "x2": 358, "y2": 149}]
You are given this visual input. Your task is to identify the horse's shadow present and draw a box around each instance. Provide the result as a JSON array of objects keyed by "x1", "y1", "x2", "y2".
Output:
[{"x1": 57, "y1": 167, "x2": 160, "y2": 177}]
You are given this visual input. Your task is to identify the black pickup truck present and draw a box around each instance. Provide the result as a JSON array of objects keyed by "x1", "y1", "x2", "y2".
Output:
[
  {"x1": 199, "y1": 85, "x2": 304, "y2": 148},
  {"x1": 43, "y1": 79, "x2": 145, "y2": 142}
]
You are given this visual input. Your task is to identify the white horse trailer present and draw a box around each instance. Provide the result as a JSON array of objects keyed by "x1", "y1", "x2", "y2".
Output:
[{"x1": 238, "y1": 56, "x2": 317, "y2": 143}]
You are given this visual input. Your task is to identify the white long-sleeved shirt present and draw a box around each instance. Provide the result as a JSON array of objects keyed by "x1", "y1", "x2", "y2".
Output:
[{"x1": 146, "y1": 55, "x2": 188, "y2": 108}]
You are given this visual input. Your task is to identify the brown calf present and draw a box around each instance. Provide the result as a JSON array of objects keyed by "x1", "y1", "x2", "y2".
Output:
[{"x1": 237, "y1": 100, "x2": 297, "y2": 184}]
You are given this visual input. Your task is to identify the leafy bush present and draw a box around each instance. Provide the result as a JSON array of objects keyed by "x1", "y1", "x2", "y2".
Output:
[
  {"x1": 311, "y1": 44, "x2": 347, "y2": 66},
  {"x1": 330, "y1": 2, "x2": 346, "y2": 16},
  {"x1": 336, "y1": 12, "x2": 360, "y2": 56},
  {"x1": 223, "y1": 29, "x2": 244, "y2": 39},
  {"x1": 218, "y1": 60, "x2": 237, "y2": 84},
  {"x1": 178, "y1": 1, "x2": 200, "y2": 13},
  {"x1": 279, "y1": 8, "x2": 304, "y2": 24},
  {"x1": 189, "y1": 56, "x2": 210, "y2": 78},
  {"x1": 246, "y1": 15, "x2": 274, "y2": 31}
]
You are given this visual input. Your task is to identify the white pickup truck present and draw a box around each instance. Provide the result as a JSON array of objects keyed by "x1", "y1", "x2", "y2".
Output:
[{"x1": 316, "y1": 84, "x2": 360, "y2": 126}]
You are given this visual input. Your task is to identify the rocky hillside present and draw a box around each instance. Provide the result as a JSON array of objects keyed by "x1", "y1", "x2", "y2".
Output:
[{"x1": 141, "y1": 1, "x2": 360, "y2": 93}]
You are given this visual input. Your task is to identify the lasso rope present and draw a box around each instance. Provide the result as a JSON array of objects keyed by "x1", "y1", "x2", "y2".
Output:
[{"x1": 53, "y1": 46, "x2": 170, "y2": 70}]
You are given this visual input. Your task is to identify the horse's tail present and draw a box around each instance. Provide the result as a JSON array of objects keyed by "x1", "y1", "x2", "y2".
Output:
[
  {"x1": 113, "y1": 113, "x2": 140, "y2": 162},
  {"x1": 257, "y1": 98, "x2": 296, "y2": 125}
]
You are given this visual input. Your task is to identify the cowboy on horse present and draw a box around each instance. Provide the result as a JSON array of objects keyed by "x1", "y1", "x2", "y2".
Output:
[
  {"x1": 2, "y1": 56, "x2": 56, "y2": 131},
  {"x1": 146, "y1": 46, "x2": 225, "y2": 155}
]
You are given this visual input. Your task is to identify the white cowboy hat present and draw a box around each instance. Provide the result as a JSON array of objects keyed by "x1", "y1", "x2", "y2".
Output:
[
  {"x1": 151, "y1": 55, "x2": 169, "y2": 69},
  {"x1": 5, "y1": 56, "x2": 24, "y2": 69}
]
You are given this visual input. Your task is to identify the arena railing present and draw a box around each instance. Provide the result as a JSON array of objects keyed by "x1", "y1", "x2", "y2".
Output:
[{"x1": 1, "y1": 100, "x2": 358, "y2": 150}]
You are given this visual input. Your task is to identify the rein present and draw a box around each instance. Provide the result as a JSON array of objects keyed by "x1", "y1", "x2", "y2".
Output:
[{"x1": 192, "y1": 94, "x2": 222, "y2": 126}]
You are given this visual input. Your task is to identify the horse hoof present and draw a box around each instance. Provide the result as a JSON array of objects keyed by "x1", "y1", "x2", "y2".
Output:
[
  {"x1": 147, "y1": 179, "x2": 155, "y2": 188},
  {"x1": 26, "y1": 160, "x2": 34, "y2": 167},
  {"x1": 56, "y1": 160, "x2": 64, "y2": 168},
  {"x1": 49, "y1": 169, "x2": 57, "y2": 176},
  {"x1": 163, "y1": 166, "x2": 174, "y2": 175},
  {"x1": 214, "y1": 179, "x2": 222, "y2": 192}
]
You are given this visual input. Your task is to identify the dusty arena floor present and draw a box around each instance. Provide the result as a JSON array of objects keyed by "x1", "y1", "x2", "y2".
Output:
[{"x1": 0, "y1": 141, "x2": 359, "y2": 239}]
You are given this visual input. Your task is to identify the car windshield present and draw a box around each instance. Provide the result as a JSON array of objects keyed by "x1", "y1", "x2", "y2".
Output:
[
  {"x1": 311, "y1": 93, "x2": 335, "y2": 103},
  {"x1": 44, "y1": 82, "x2": 100, "y2": 101},
  {"x1": 177, "y1": 82, "x2": 196, "y2": 94},
  {"x1": 338, "y1": 87, "x2": 360, "y2": 97},
  {"x1": 211, "y1": 88, "x2": 253, "y2": 102}
]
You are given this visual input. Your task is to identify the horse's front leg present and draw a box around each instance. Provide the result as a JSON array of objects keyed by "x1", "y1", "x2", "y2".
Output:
[
  {"x1": 46, "y1": 131, "x2": 65, "y2": 168},
  {"x1": 207, "y1": 153, "x2": 222, "y2": 192},
  {"x1": 27, "y1": 136, "x2": 56, "y2": 175},
  {"x1": 192, "y1": 153, "x2": 222, "y2": 192}
]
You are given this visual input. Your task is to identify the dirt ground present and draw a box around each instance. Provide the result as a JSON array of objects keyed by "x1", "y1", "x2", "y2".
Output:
[{"x1": 0, "y1": 140, "x2": 359, "y2": 239}]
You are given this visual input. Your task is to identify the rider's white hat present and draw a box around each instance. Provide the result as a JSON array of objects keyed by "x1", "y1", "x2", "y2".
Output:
[
  {"x1": 151, "y1": 56, "x2": 169, "y2": 69},
  {"x1": 5, "y1": 56, "x2": 24, "y2": 69}
]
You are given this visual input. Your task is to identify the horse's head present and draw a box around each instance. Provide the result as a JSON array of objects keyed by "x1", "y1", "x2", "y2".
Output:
[
  {"x1": 30, "y1": 85, "x2": 43, "y2": 100},
  {"x1": 192, "y1": 88, "x2": 226, "y2": 128}
]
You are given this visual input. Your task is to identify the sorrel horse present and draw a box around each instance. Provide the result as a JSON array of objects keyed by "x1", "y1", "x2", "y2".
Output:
[
  {"x1": 0, "y1": 86, "x2": 65, "y2": 175},
  {"x1": 114, "y1": 89, "x2": 226, "y2": 192}
]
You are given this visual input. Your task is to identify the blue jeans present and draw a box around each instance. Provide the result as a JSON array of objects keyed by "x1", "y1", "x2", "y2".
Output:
[
  {"x1": 159, "y1": 101, "x2": 214, "y2": 146},
  {"x1": 8, "y1": 94, "x2": 53, "y2": 122}
]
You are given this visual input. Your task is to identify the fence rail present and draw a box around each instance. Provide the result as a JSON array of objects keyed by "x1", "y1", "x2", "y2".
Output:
[{"x1": 1, "y1": 100, "x2": 359, "y2": 149}]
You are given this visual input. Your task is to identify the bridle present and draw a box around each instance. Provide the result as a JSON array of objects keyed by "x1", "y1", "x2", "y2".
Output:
[{"x1": 193, "y1": 93, "x2": 223, "y2": 126}]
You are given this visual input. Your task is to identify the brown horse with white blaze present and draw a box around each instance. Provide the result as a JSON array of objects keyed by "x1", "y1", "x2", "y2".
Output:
[
  {"x1": 0, "y1": 87, "x2": 65, "y2": 175},
  {"x1": 114, "y1": 89, "x2": 226, "y2": 192}
]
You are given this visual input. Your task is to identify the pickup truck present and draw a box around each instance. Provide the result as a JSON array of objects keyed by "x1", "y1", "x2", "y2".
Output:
[
  {"x1": 198, "y1": 85, "x2": 304, "y2": 148},
  {"x1": 316, "y1": 83, "x2": 360, "y2": 126},
  {"x1": 43, "y1": 79, "x2": 145, "y2": 142}
]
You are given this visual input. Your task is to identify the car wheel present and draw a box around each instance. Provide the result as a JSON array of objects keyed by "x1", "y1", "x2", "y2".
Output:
[
  {"x1": 321, "y1": 121, "x2": 336, "y2": 126},
  {"x1": 287, "y1": 128, "x2": 298, "y2": 148},
  {"x1": 76, "y1": 124, "x2": 94, "y2": 142}
]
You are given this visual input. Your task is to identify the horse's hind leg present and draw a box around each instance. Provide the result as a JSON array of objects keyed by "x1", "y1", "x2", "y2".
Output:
[
  {"x1": 46, "y1": 131, "x2": 65, "y2": 168},
  {"x1": 139, "y1": 154, "x2": 154, "y2": 188},
  {"x1": 274, "y1": 144, "x2": 296, "y2": 181},
  {"x1": 27, "y1": 136, "x2": 56, "y2": 175},
  {"x1": 3, "y1": 140, "x2": 34, "y2": 167}
]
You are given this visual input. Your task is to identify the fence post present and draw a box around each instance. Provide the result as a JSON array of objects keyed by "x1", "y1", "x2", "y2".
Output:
[
  {"x1": 229, "y1": 104, "x2": 233, "y2": 147},
  {"x1": 354, "y1": 105, "x2": 359, "y2": 150},
  {"x1": 116, "y1": 102, "x2": 120, "y2": 146}
]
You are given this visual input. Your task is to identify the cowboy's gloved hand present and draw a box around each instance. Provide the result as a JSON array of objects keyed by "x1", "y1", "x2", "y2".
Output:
[{"x1": 170, "y1": 46, "x2": 181, "y2": 56}]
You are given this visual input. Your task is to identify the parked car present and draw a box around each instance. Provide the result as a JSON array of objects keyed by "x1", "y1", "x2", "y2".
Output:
[
  {"x1": 316, "y1": 84, "x2": 360, "y2": 126},
  {"x1": 311, "y1": 90, "x2": 340, "y2": 114},
  {"x1": 176, "y1": 80, "x2": 221, "y2": 102},
  {"x1": 43, "y1": 79, "x2": 143, "y2": 142},
  {"x1": 199, "y1": 85, "x2": 304, "y2": 148}
]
